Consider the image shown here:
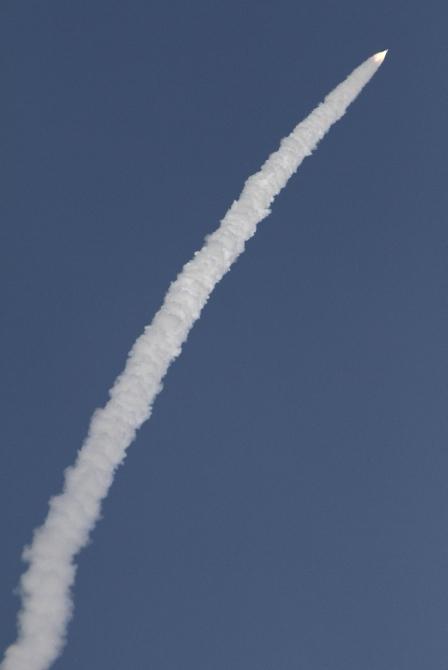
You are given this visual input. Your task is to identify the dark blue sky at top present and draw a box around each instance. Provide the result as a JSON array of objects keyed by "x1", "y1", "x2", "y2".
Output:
[{"x1": 1, "y1": 1, "x2": 447, "y2": 668}]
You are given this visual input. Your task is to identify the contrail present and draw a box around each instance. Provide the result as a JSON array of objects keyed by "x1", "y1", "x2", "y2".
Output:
[{"x1": 1, "y1": 50, "x2": 387, "y2": 670}]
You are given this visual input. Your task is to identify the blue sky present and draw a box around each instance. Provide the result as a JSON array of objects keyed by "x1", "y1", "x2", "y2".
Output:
[{"x1": 1, "y1": 1, "x2": 447, "y2": 668}]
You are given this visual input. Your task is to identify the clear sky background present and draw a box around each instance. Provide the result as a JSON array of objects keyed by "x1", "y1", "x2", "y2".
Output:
[{"x1": 1, "y1": 1, "x2": 447, "y2": 669}]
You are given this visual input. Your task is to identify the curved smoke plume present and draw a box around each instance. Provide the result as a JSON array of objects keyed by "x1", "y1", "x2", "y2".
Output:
[{"x1": 1, "y1": 51, "x2": 386, "y2": 670}]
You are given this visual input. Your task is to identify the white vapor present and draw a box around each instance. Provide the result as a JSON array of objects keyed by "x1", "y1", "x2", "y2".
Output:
[{"x1": 1, "y1": 51, "x2": 386, "y2": 670}]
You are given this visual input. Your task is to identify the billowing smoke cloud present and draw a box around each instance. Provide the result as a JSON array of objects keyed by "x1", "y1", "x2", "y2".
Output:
[{"x1": 1, "y1": 51, "x2": 387, "y2": 670}]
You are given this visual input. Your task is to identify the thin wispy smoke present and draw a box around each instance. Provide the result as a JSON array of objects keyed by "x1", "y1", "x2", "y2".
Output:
[{"x1": 1, "y1": 51, "x2": 386, "y2": 670}]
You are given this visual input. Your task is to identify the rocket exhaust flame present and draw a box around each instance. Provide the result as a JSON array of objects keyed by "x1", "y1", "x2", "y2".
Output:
[
  {"x1": 373, "y1": 49, "x2": 388, "y2": 64},
  {"x1": 1, "y1": 50, "x2": 387, "y2": 670}
]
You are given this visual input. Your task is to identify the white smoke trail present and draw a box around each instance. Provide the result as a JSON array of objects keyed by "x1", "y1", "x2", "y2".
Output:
[{"x1": 1, "y1": 50, "x2": 386, "y2": 670}]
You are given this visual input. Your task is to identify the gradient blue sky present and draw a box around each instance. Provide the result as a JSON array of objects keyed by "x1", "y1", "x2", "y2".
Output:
[{"x1": 1, "y1": 1, "x2": 447, "y2": 668}]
